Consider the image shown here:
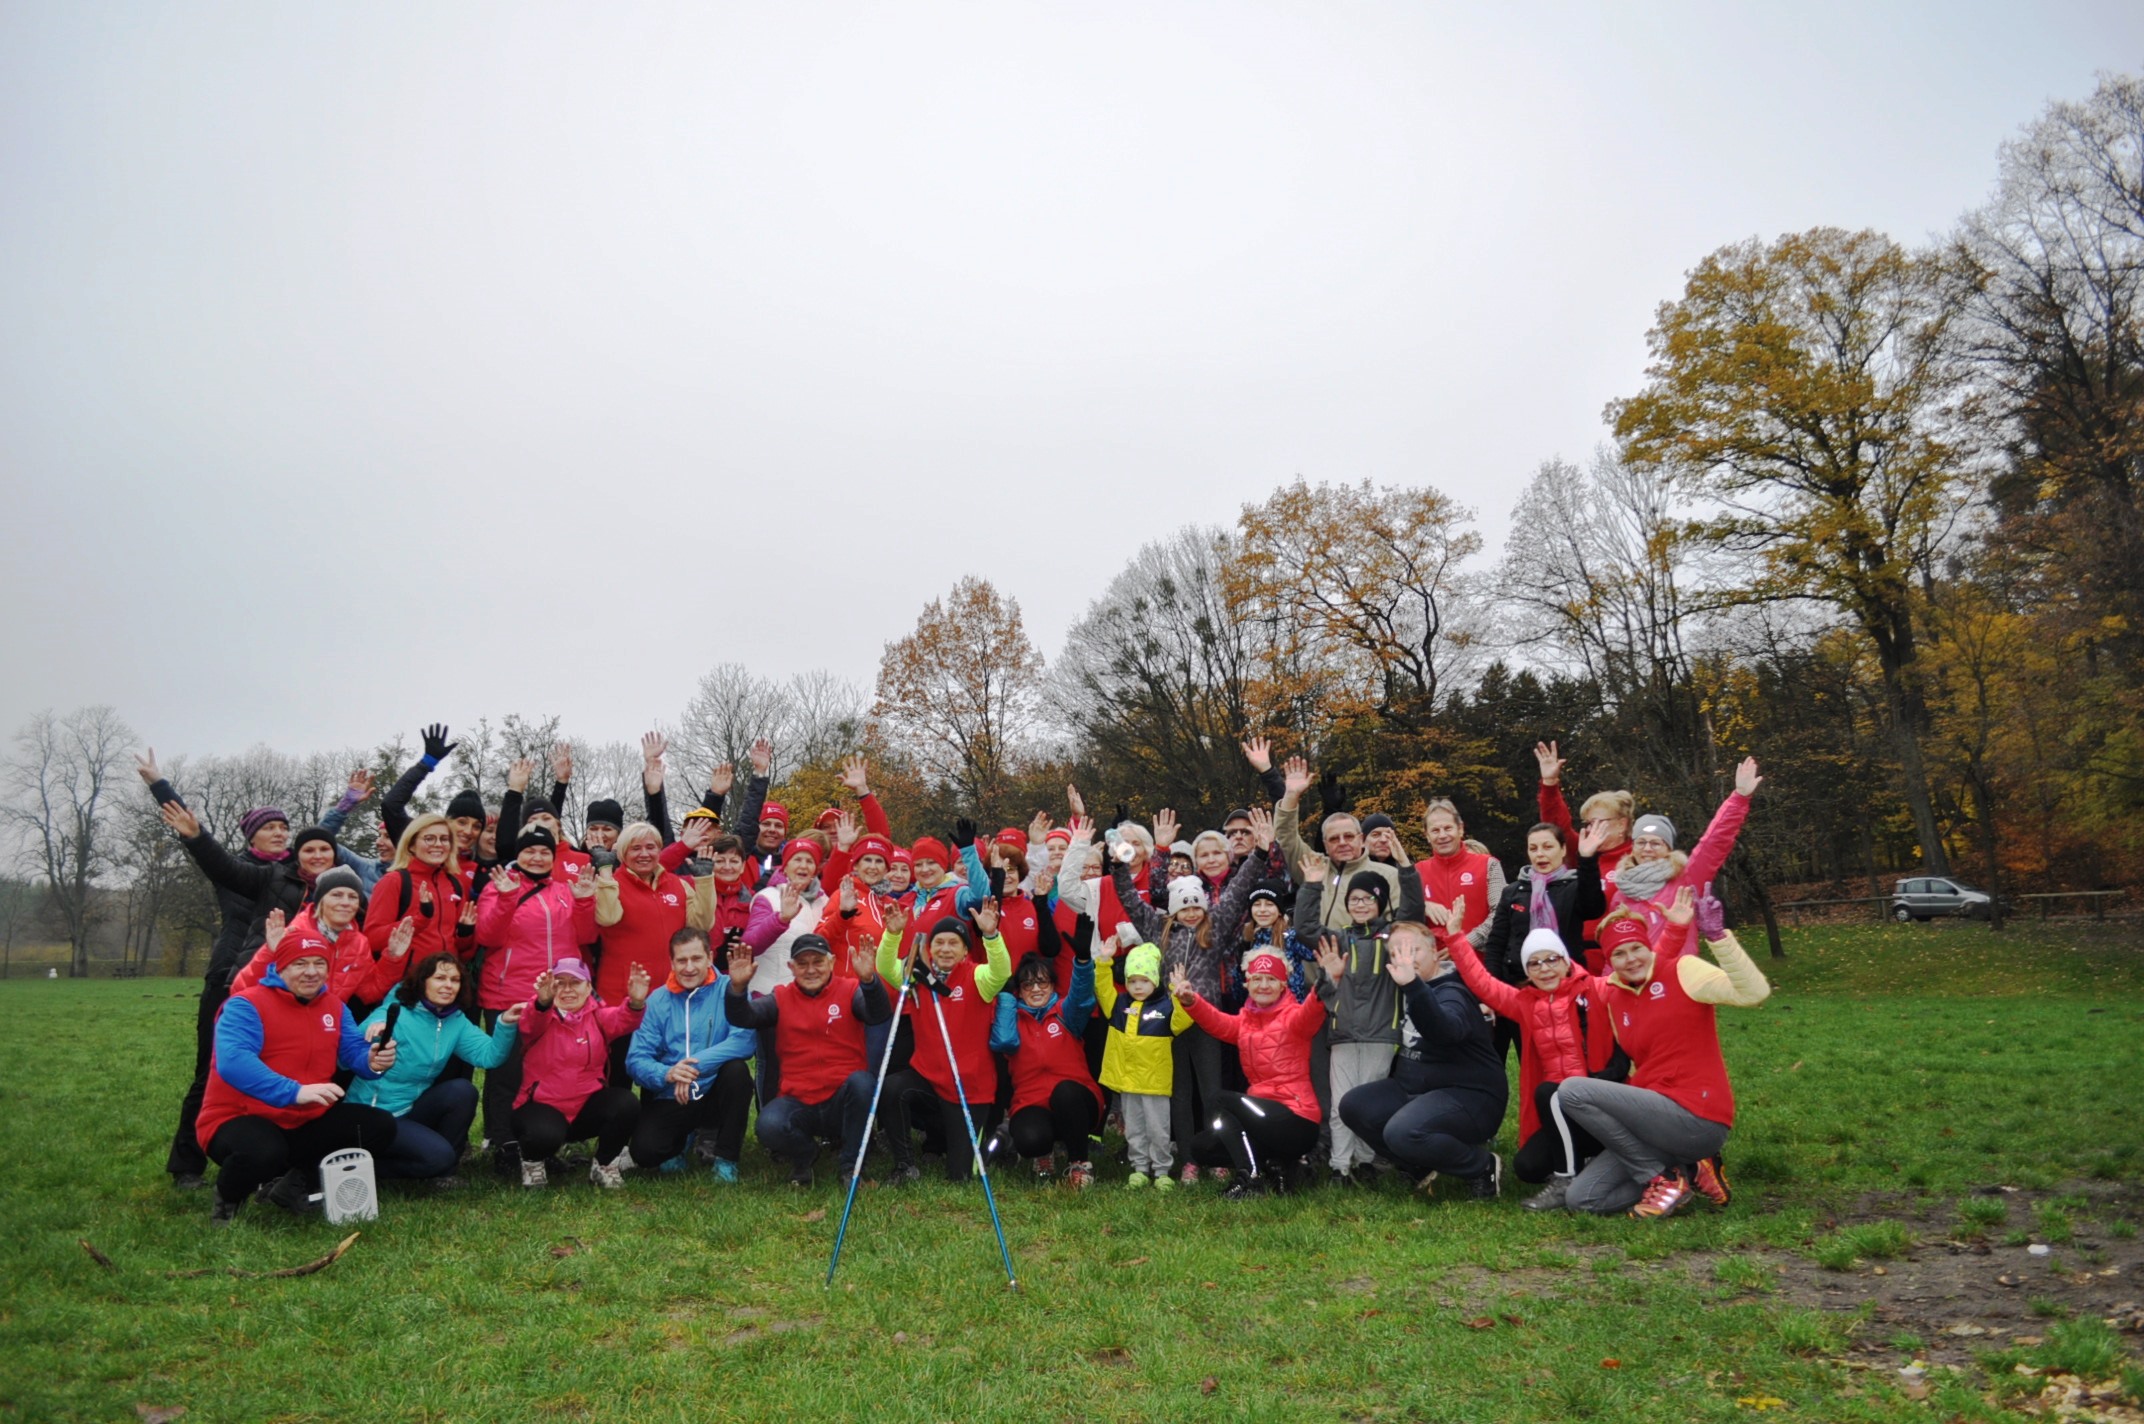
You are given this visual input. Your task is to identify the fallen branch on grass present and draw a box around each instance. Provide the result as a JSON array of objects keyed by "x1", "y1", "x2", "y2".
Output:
[
  {"x1": 79, "y1": 1239, "x2": 116, "y2": 1270},
  {"x1": 165, "y1": 1232, "x2": 360, "y2": 1279}
]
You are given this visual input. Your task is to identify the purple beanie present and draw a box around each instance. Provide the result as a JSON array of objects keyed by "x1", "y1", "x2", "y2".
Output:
[{"x1": 239, "y1": 807, "x2": 290, "y2": 842}]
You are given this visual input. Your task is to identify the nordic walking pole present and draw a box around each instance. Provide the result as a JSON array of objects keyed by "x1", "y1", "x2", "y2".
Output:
[
  {"x1": 825, "y1": 929, "x2": 916, "y2": 1289},
  {"x1": 927, "y1": 970, "x2": 1019, "y2": 1290}
]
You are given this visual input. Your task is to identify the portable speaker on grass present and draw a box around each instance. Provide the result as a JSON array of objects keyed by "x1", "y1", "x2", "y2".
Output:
[{"x1": 318, "y1": 1148, "x2": 379, "y2": 1224}]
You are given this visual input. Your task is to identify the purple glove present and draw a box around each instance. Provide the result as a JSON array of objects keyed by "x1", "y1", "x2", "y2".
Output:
[{"x1": 1694, "y1": 884, "x2": 1727, "y2": 940}]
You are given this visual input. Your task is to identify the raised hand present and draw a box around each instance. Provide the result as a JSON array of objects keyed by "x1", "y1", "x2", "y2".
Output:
[
  {"x1": 840, "y1": 755, "x2": 870, "y2": 795},
  {"x1": 459, "y1": 895, "x2": 480, "y2": 928},
  {"x1": 625, "y1": 963, "x2": 651, "y2": 1007},
  {"x1": 1534, "y1": 740, "x2": 1564, "y2": 786},
  {"x1": 1314, "y1": 934, "x2": 1347, "y2": 980},
  {"x1": 346, "y1": 767, "x2": 375, "y2": 801},
  {"x1": 1282, "y1": 756, "x2": 1312, "y2": 799},
  {"x1": 1064, "y1": 783, "x2": 1087, "y2": 819},
  {"x1": 852, "y1": 939, "x2": 878, "y2": 980},
  {"x1": 973, "y1": 895, "x2": 1001, "y2": 939},
  {"x1": 507, "y1": 757, "x2": 535, "y2": 793},
  {"x1": 749, "y1": 738, "x2": 773, "y2": 777},
  {"x1": 1300, "y1": 852, "x2": 1329, "y2": 885},
  {"x1": 1424, "y1": 900, "x2": 1453, "y2": 931},
  {"x1": 726, "y1": 936, "x2": 755, "y2": 984},
  {"x1": 159, "y1": 800, "x2": 201, "y2": 839},
  {"x1": 1027, "y1": 810, "x2": 1053, "y2": 846},
  {"x1": 642, "y1": 730, "x2": 668, "y2": 767},
  {"x1": 881, "y1": 903, "x2": 908, "y2": 942},
  {"x1": 262, "y1": 908, "x2": 287, "y2": 950},
  {"x1": 839, "y1": 874, "x2": 858, "y2": 914},
  {"x1": 490, "y1": 865, "x2": 520, "y2": 895},
  {"x1": 1734, "y1": 757, "x2": 1763, "y2": 798},
  {"x1": 679, "y1": 816, "x2": 714, "y2": 852},
  {"x1": 1066, "y1": 814, "x2": 1095, "y2": 845},
  {"x1": 1152, "y1": 809, "x2": 1179, "y2": 851},
  {"x1": 707, "y1": 762, "x2": 735, "y2": 798},
  {"x1": 951, "y1": 816, "x2": 978, "y2": 850},
  {"x1": 778, "y1": 882, "x2": 803, "y2": 922},
  {"x1": 386, "y1": 917, "x2": 417, "y2": 959},
  {"x1": 1387, "y1": 936, "x2": 1420, "y2": 986},
  {"x1": 135, "y1": 748, "x2": 162, "y2": 785},
  {"x1": 1695, "y1": 882, "x2": 1727, "y2": 940},
  {"x1": 1448, "y1": 894, "x2": 1467, "y2": 930},
  {"x1": 1663, "y1": 884, "x2": 1696, "y2": 927},
  {"x1": 422, "y1": 724, "x2": 457, "y2": 762},
  {"x1": 550, "y1": 741, "x2": 574, "y2": 784},
  {"x1": 835, "y1": 810, "x2": 860, "y2": 851},
  {"x1": 1577, "y1": 821, "x2": 1605, "y2": 858},
  {"x1": 532, "y1": 971, "x2": 556, "y2": 1008},
  {"x1": 1167, "y1": 967, "x2": 1194, "y2": 1001},
  {"x1": 1247, "y1": 806, "x2": 1276, "y2": 851},
  {"x1": 418, "y1": 881, "x2": 435, "y2": 914},
  {"x1": 1240, "y1": 736, "x2": 1273, "y2": 773},
  {"x1": 571, "y1": 866, "x2": 598, "y2": 899}
]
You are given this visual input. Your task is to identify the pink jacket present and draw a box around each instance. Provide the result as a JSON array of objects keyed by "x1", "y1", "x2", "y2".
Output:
[
  {"x1": 1181, "y1": 988, "x2": 1325, "y2": 1123},
  {"x1": 514, "y1": 998, "x2": 644, "y2": 1120},
  {"x1": 474, "y1": 876, "x2": 597, "y2": 1011},
  {"x1": 1611, "y1": 789, "x2": 1750, "y2": 957}
]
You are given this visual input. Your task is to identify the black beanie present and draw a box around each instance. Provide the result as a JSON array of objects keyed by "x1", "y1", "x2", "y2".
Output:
[
  {"x1": 312, "y1": 866, "x2": 364, "y2": 902},
  {"x1": 1346, "y1": 870, "x2": 1391, "y2": 912},
  {"x1": 1360, "y1": 812, "x2": 1396, "y2": 835},
  {"x1": 585, "y1": 798, "x2": 625, "y2": 830},
  {"x1": 517, "y1": 824, "x2": 557, "y2": 852},
  {"x1": 522, "y1": 794, "x2": 558, "y2": 822},
  {"x1": 446, "y1": 789, "x2": 486, "y2": 823},
  {"x1": 928, "y1": 915, "x2": 971, "y2": 948},
  {"x1": 291, "y1": 825, "x2": 337, "y2": 856}
]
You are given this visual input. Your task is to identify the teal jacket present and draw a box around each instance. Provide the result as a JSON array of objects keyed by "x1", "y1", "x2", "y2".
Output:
[{"x1": 350, "y1": 998, "x2": 518, "y2": 1118}]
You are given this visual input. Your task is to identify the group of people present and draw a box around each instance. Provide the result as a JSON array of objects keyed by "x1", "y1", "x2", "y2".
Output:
[{"x1": 146, "y1": 729, "x2": 1771, "y2": 1225}]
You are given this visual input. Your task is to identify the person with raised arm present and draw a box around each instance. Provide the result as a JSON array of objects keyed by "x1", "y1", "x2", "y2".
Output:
[
  {"x1": 1169, "y1": 947, "x2": 1325, "y2": 1200},
  {"x1": 1477, "y1": 821, "x2": 1607, "y2": 1014},
  {"x1": 1334, "y1": 921, "x2": 1508, "y2": 1198},
  {"x1": 1555, "y1": 885, "x2": 1771, "y2": 1218},
  {"x1": 511, "y1": 959, "x2": 648, "y2": 1189},
  {"x1": 228, "y1": 869, "x2": 413, "y2": 1017},
  {"x1": 990, "y1": 913, "x2": 1101, "y2": 1188},
  {"x1": 1273, "y1": 755, "x2": 1399, "y2": 931},
  {"x1": 364, "y1": 813, "x2": 476, "y2": 973},
  {"x1": 592, "y1": 820, "x2": 694, "y2": 1012},
  {"x1": 1413, "y1": 798, "x2": 1505, "y2": 951},
  {"x1": 196, "y1": 924, "x2": 400, "y2": 1223},
  {"x1": 874, "y1": 898, "x2": 1014, "y2": 1184},
  {"x1": 375, "y1": 723, "x2": 486, "y2": 874},
  {"x1": 350, "y1": 952, "x2": 523, "y2": 1184},
  {"x1": 1603, "y1": 759, "x2": 1764, "y2": 960},
  {"x1": 624, "y1": 927, "x2": 756, "y2": 1182},
  {"x1": 1530, "y1": 739, "x2": 1632, "y2": 938}
]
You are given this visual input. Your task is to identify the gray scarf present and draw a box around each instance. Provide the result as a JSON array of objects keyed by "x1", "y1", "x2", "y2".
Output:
[{"x1": 1613, "y1": 854, "x2": 1676, "y2": 905}]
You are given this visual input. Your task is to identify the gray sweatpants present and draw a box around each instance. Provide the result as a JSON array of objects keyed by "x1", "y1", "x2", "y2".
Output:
[
  {"x1": 1556, "y1": 1077, "x2": 1730, "y2": 1214},
  {"x1": 1326, "y1": 1042, "x2": 1397, "y2": 1170},
  {"x1": 1121, "y1": 1092, "x2": 1173, "y2": 1177}
]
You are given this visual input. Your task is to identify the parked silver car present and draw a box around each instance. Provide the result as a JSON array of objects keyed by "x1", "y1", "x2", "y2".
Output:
[{"x1": 1890, "y1": 877, "x2": 1994, "y2": 921}]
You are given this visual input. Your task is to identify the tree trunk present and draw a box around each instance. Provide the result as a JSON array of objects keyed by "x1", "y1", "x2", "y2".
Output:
[
  {"x1": 1969, "y1": 765, "x2": 2006, "y2": 931},
  {"x1": 1876, "y1": 653, "x2": 1950, "y2": 876}
]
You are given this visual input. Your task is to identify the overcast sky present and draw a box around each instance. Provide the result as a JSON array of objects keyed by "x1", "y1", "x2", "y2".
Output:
[{"x1": 3, "y1": 3, "x2": 2138, "y2": 762}]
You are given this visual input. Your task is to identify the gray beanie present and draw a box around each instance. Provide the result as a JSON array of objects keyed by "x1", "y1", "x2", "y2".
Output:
[{"x1": 1631, "y1": 814, "x2": 1677, "y2": 849}]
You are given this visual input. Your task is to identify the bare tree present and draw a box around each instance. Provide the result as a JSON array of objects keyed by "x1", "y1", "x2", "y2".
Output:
[
  {"x1": 2, "y1": 707, "x2": 136, "y2": 977},
  {"x1": 675, "y1": 664, "x2": 799, "y2": 786}
]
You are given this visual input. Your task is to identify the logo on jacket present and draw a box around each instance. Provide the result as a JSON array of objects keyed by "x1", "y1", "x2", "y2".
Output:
[
  {"x1": 827, "y1": 1004, "x2": 843, "y2": 1021},
  {"x1": 662, "y1": 893, "x2": 679, "y2": 907},
  {"x1": 1460, "y1": 872, "x2": 1475, "y2": 885},
  {"x1": 1649, "y1": 982, "x2": 1666, "y2": 998},
  {"x1": 320, "y1": 1013, "x2": 335, "y2": 1030},
  {"x1": 948, "y1": 987, "x2": 964, "y2": 1002},
  {"x1": 1045, "y1": 1021, "x2": 1062, "y2": 1037}
]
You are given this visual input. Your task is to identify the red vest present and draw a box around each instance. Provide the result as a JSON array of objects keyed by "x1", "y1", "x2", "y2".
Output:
[
  {"x1": 197, "y1": 983, "x2": 348, "y2": 1147},
  {"x1": 1416, "y1": 850, "x2": 1493, "y2": 937},
  {"x1": 1006, "y1": 1001, "x2": 1101, "y2": 1115},
  {"x1": 595, "y1": 869, "x2": 692, "y2": 1004},
  {"x1": 907, "y1": 961, "x2": 998, "y2": 1104},
  {"x1": 1606, "y1": 954, "x2": 1735, "y2": 1126},
  {"x1": 771, "y1": 976, "x2": 870, "y2": 1106},
  {"x1": 994, "y1": 894, "x2": 1041, "y2": 963}
]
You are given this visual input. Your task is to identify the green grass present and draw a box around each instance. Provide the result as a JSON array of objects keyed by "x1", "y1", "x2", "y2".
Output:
[{"x1": 2, "y1": 921, "x2": 2141, "y2": 1422}]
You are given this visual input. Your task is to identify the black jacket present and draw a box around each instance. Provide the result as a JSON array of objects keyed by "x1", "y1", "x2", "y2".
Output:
[
  {"x1": 1479, "y1": 855, "x2": 1604, "y2": 987},
  {"x1": 1392, "y1": 972, "x2": 1506, "y2": 1102}
]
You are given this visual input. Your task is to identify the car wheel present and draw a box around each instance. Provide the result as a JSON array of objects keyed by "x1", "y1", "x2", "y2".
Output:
[{"x1": 1892, "y1": 906, "x2": 1913, "y2": 923}]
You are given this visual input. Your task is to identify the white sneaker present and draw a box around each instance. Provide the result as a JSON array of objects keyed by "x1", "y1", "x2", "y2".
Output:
[
  {"x1": 590, "y1": 1157, "x2": 625, "y2": 1190},
  {"x1": 520, "y1": 1159, "x2": 549, "y2": 1190},
  {"x1": 612, "y1": 1147, "x2": 637, "y2": 1174}
]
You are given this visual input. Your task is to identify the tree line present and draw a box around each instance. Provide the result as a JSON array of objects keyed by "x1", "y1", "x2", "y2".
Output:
[{"x1": 6, "y1": 73, "x2": 2139, "y2": 973}]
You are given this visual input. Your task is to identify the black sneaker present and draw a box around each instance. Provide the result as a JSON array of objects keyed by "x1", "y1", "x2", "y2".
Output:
[
  {"x1": 261, "y1": 1170, "x2": 317, "y2": 1214},
  {"x1": 886, "y1": 1164, "x2": 922, "y2": 1187},
  {"x1": 173, "y1": 1172, "x2": 206, "y2": 1191},
  {"x1": 491, "y1": 1141, "x2": 523, "y2": 1181},
  {"x1": 210, "y1": 1196, "x2": 242, "y2": 1225},
  {"x1": 1222, "y1": 1176, "x2": 1268, "y2": 1202},
  {"x1": 1468, "y1": 1153, "x2": 1503, "y2": 1201},
  {"x1": 789, "y1": 1162, "x2": 816, "y2": 1189}
]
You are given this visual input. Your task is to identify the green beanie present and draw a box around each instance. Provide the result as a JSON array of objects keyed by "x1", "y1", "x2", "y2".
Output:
[{"x1": 1124, "y1": 943, "x2": 1163, "y2": 983}]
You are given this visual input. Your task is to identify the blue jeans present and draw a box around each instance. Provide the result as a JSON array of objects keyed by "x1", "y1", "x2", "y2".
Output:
[
  {"x1": 757, "y1": 1071, "x2": 878, "y2": 1172},
  {"x1": 382, "y1": 1079, "x2": 478, "y2": 1179}
]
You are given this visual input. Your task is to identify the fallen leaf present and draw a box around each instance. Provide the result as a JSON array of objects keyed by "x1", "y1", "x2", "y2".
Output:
[
  {"x1": 134, "y1": 1409, "x2": 186, "y2": 1424},
  {"x1": 1199, "y1": 1376, "x2": 1219, "y2": 1395},
  {"x1": 796, "y1": 1209, "x2": 827, "y2": 1223},
  {"x1": 1788, "y1": 1060, "x2": 1802, "y2": 1071},
  {"x1": 1463, "y1": 1316, "x2": 1495, "y2": 1330},
  {"x1": 1500, "y1": 1313, "x2": 1524, "y2": 1326},
  {"x1": 1996, "y1": 1274, "x2": 2023, "y2": 1287},
  {"x1": 1945, "y1": 1323, "x2": 1989, "y2": 1337},
  {"x1": 1735, "y1": 1396, "x2": 1787, "y2": 1411},
  {"x1": 1123, "y1": 1256, "x2": 1150, "y2": 1267},
  {"x1": 1600, "y1": 1358, "x2": 1622, "y2": 1369},
  {"x1": 1201, "y1": 1281, "x2": 1217, "y2": 1290}
]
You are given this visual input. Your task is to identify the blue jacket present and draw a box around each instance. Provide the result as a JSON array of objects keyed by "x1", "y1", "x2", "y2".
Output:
[
  {"x1": 349, "y1": 997, "x2": 518, "y2": 1117},
  {"x1": 626, "y1": 977, "x2": 757, "y2": 1094},
  {"x1": 989, "y1": 957, "x2": 1098, "y2": 1053}
]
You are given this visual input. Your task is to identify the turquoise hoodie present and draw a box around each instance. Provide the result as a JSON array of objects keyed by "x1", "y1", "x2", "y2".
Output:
[{"x1": 351, "y1": 997, "x2": 518, "y2": 1118}]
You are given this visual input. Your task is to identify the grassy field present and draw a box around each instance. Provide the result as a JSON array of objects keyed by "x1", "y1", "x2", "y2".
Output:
[{"x1": 2, "y1": 919, "x2": 2141, "y2": 1423}]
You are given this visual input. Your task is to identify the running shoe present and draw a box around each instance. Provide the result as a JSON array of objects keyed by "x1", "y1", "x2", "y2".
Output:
[
  {"x1": 1691, "y1": 1155, "x2": 1732, "y2": 1208},
  {"x1": 1468, "y1": 1153, "x2": 1503, "y2": 1200},
  {"x1": 589, "y1": 1157, "x2": 625, "y2": 1190},
  {"x1": 1152, "y1": 1174, "x2": 1175, "y2": 1193},
  {"x1": 1178, "y1": 1163, "x2": 1201, "y2": 1186},
  {"x1": 1629, "y1": 1170, "x2": 1694, "y2": 1219},
  {"x1": 520, "y1": 1158, "x2": 549, "y2": 1190},
  {"x1": 710, "y1": 1158, "x2": 740, "y2": 1185},
  {"x1": 1126, "y1": 1171, "x2": 1150, "y2": 1190},
  {"x1": 1523, "y1": 1173, "x2": 1572, "y2": 1212},
  {"x1": 1067, "y1": 1160, "x2": 1094, "y2": 1190},
  {"x1": 1222, "y1": 1177, "x2": 1267, "y2": 1202}
]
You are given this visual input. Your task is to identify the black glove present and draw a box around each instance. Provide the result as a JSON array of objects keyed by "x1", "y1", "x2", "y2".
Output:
[
  {"x1": 1319, "y1": 769, "x2": 1347, "y2": 815},
  {"x1": 986, "y1": 864, "x2": 1006, "y2": 900},
  {"x1": 422, "y1": 723, "x2": 457, "y2": 762},
  {"x1": 951, "y1": 817, "x2": 978, "y2": 849},
  {"x1": 1112, "y1": 803, "x2": 1131, "y2": 830}
]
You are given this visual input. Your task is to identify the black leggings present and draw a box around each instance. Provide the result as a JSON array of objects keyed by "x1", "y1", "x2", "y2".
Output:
[
  {"x1": 1338, "y1": 1079, "x2": 1503, "y2": 1182},
  {"x1": 167, "y1": 966, "x2": 235, "y2": 1177},
  {"x1": 512, "y1": 1087, "x2": 638, "y2": 1167},
  {"x1": 206, "y1": 1102, "x2": 398, "y2": 1206},
  {"x1": 1513, "y1": 1079, "x2": 1604, "y2": 1183},
  {"x1": 882, "y1": 1067, "x2": 997, "y2": 1182},
  {"x1": 1169, "y1": 1026, "x2": 1228, "y2": 1160},
  {"x1": 1009, "y1": 1080, "x2": 1100, "y2": 1162},
  {"x1": 629, "y1": 1060, "x2": 755, "y2": 1166},
  {"x1": 1191, "y1": 1092, "x2": 1320, "y2": 1180},
  {"x1": 479, "y1": 1006, "x2": 527, "y2": 1149}
]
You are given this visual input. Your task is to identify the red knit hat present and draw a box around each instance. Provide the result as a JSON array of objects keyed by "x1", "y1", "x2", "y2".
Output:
[
  {"x1": 1597, "y1": 916, "x2": 1652, "y2": 954},
  {"x1": 274, "y1": 929, "x2": 334, "y2": 974},
  {"x1": 761, "y1": 802, "x2": 790, "y2": 827},
  {"x1": 779, "y1": 837, "x2": 822, "y2": 867},
  {"x1": 851, "y1": 834, "x2": 895, "y2": 865},
  {"x1": 995, "y1": 828, "x2": 1029, "y2": 853},
  {"x1": 889, "y1": 846, "x2": 914, "y2": 868},
  {"x1": 1243, "y1": 951, "x2": 1288, "y2": 980},
  {"x1": 911, "y1": 837, "x2": 952, "y2": 869}
]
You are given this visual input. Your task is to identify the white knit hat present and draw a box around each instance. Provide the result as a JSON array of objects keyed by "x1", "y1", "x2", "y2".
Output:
[
  {"x1": 1166, "y1": 876, "x2": 1210, "y2": 915},
  {"x1": 1521, "y1": 927, "x2": 1570, "y2": 966}
]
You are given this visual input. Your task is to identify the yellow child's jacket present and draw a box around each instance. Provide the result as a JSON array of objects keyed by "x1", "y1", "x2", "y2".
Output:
[{"x1": 1093, "y1": 962, "x2": 1192, "y2": 1096}]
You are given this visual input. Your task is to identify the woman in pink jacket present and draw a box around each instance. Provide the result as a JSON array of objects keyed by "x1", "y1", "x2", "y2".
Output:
[
  {"x1": 1168, "y1": 951, "x2": 1325, "y2": 1199},
  {"x1": 511, "y1": 956, "x2": 648, "y2": 1189},
  {"x1": 1607, "y1": 758, "x2": 1763, "y2": 958},
  {"x1": 474, "y1": 825, "x2": 599, "y2": 1169}
]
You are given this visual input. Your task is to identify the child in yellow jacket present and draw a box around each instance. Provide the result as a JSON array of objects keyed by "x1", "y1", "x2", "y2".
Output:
[{"x1": 1094, "y1": 933, "x2": 1192, "y2": 1188}]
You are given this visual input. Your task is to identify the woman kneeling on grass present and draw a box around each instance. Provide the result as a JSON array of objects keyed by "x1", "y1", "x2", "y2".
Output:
[
  {"x1": 875, "y1": 899, "x2": 1013, "y2": 1184},
  {"x1": 1554, "y1": 885, "x2": 1770, "y2": 1218},
  {"x1": 349, "y1": 953, "x2": 523, "y2": 1184},
  {"x1": 511, "y1": 958, "x2": 648, "y2": 1190},
  {"x1": 196, "y1": 930, "x2": 400, "y2": 1223},
  {"x1": 1168, "y1": 949, "x2": 1324, "y2": 1200},
  {"x1": 1334, "y1": 922, "x2": 1507, "y2": 1199}
]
